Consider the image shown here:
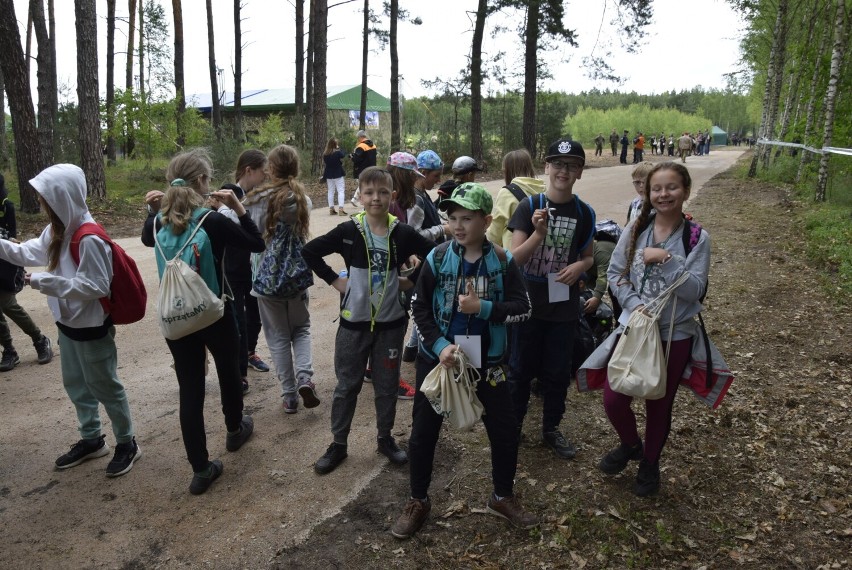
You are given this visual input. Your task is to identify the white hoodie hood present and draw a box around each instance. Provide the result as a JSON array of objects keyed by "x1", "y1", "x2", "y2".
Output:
[{"x1": 30, "y1": 164, "x2": 94, "y2": 235}]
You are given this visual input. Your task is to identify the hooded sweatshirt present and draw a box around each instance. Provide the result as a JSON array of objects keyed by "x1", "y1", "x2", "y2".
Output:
[
  {"x1": 486, "y1": 177, "x2": 545, "y2": 249},
  {"x1": 0, "y1": 164, "x2": 113, "y2": 331}
]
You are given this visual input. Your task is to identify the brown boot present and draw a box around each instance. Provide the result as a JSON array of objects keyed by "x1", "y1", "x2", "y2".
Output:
[
  {"x1": 329, "y1": 207, "x2": 337, "y2": 215},
  {"x1": 486, "y1": 493, "x2": 538, "y2": 529},
  {"x1": 390, "y1": 497, "x2": 431, "y2": 539}
]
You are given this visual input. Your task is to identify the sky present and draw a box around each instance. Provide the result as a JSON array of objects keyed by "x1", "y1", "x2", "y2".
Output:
[{"x1": 10, "y1": 0, "x2": 745, "y2": 106}]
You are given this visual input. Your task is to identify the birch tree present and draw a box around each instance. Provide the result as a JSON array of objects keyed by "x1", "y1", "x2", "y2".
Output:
[{"x1": 815, "y1": 0, "x2": 848, "y2": 201}]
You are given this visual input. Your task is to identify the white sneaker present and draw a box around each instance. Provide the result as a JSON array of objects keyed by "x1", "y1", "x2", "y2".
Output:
[{"x1": 350, "y1": 197, "x2": 358, "y2": 208}]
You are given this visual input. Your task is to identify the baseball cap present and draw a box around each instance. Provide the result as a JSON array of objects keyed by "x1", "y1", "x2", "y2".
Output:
[
  {"x1": 356, "y1": 130, "x2": 367, "y2": 138},
  {"x1": 416, "y1": 150, "x2": 443, "y2": 171},
  {"x1": 438, "y1": 182, "x2": 493, "y2": 214},
  {"x1": 220, "y1": 182, "x2": 245, "y2": 200},
  {"x1": 451, "y1": 156, "x2": 483, "y2": 175},
  {"x1": 545, "y1": 139, "x2": 585, "y2": 165},
  {"x1": 388, "y1": 152, "x2": 425, "y2": 177}
]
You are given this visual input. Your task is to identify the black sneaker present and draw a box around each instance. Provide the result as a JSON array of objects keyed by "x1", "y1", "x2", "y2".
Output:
[
  {"x1": 634, "y1": 459, "x2": 660, "y2": 497},
  {"x1": 225, "y1": 416, "x2": 254, "y2": 452},
  {"x1": 542, "y1": 430, "x2": 577, "y2": 459},
  {"x1": 33, "y1": 335, "x2": 53, "y2": 365},
  {"x1": 599, "y1": 442, "x2": 644, "y2": 475},
  {"x1": 0, "y1": 348, "x2": 20, "y2": 372},
  {"x1": 106, "y1": 438, "x2": 141, "y2": 477},
  {"x1": 314, "y1": 442, "x2": 348, "y2": 475},
  {"x1": 190, "y1": 459, "x2": 223, "y2": 495},
  {"x1": 55, "y1": 435, "x2": 110, "y2": 469},
  {"x1": 401, "y1": 345, "x2": 417, "y2": 363},
  {"x1": 377, "y1": 436, "x2": 408, "y2": 465}
]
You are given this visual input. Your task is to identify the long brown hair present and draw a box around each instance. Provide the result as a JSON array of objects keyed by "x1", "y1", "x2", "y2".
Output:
[
  {"x1": 161, "y1": 149, "x2": 211, "y2": 234},
  {"x1": 323, "y1": 138, "x2": 338, "y2": 156},
  {"x1": 388, "y1": 165, "x2": 416, "y2": 210},
  {"x1": 255, "y1": 145, "x2": 310, "y2": 241},
  {"x1": 233, "y1": 148, "x2": 266, "y2": 183},
  {"x1": 502, "y1": 149, "x2": 536, "y2": 185},
  {"x1": 38, "y1": 195, "x2": 65, "y2": 272},
  {"x1": 621, "y1": 161, "x2": 692, "y2": 278}
]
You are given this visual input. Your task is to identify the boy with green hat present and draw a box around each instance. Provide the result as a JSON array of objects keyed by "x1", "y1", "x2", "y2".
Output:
[{"x1": 391, "y1": 182, "x2": 537, "y2": 539}]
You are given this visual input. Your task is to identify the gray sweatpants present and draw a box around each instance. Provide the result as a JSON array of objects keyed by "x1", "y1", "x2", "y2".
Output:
[{"x1": 331, "y1": 324, "x2": 405, "y2": 444}]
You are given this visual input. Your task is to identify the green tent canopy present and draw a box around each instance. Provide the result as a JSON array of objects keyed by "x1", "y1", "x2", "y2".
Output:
[{"x1": 710, "y1": 126, "x2": 727, "y2": 145}]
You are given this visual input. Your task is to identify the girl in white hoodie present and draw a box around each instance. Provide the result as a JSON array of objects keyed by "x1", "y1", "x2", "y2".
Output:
[{"x1": 0, "y1": 164, "x2": 140, "y2": 477}]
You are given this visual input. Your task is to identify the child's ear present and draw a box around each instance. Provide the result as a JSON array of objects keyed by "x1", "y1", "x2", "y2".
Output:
[
  {"x1": 391, "y1": 189, "x2": 398, "y2": 200},
  {"x1": 484, "y1": 214, "x2": 493, "y2": 230}
]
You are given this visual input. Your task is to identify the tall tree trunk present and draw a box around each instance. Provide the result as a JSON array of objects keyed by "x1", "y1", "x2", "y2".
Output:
[
  {"x1": 389, "y1": 0, "x2": 400, "y2": 152},
  {"x1": 358, "y1": 0, "x2": 368, "y2": 130},
  {"x1": 75, "y1": 0, "x2": 106, "y2": 199},
  {"x1": 796, "y1": 12, "x2": 830, "y2": 183},
  {"x1": 522, "y1": 0, "x2": 539, "y2": 157},
  {"x1": 0, "y1": 0, "x2": 44, "y2": 212},
  {"x1": 25, "y1": 5, "x2": 33, "y2": 84},
  {"x1": 31, "y1": 0, "x2": 54, "y2": 166},
  {"x1": 305, "y1": 0, "x2": 315, "y2": 151},
  {"x1": 205, "y1": 0, "x2": 222, "y2": 141},
  {"x1": 172, "y1": 0, "x2": 185, "y2": 147},
  {"x1": 233, "y1": 0, "x2": 243, "y2": 141},
  {"x1": 815, "y1": 0, "x2": 847, "y2": 202},
  {"x1": 0, "y1": 68, "x2": 7, "y2": 169},
  {"x1": 748, "y1": 0, "x2": 788, "y2": 177},
  {"x1": 774, "y1": 71, "x2": 798, "y2": 159},
  {"x1": 138, "y1": 0, "x2": 145, "y2": 105},
  {"x1": 125, "y1": 0, "x2": 137, "y2": 158},
  {"x1": 295, "y1": 0, "x2": 305, "y2": 145},
  {"x1": 105, "y1": 0, "x2": 117, "y2": 163},
  {"x1": 470, "y1": 0, "x2": 487, "y2": 161},
  {"x1": 311, "y1": 0, "x2": 328, "y2": 175},
  {"x1": 47, "y1": 0, "x2": 56, "y2": 154},
  {"x1": 760, "y1": 0, "x2": 789, "y2": 169}
]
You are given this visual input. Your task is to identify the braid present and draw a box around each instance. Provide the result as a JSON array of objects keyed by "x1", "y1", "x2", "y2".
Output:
[{"x1": 620, "y1": 180, "x2": 655, "y2": 279}]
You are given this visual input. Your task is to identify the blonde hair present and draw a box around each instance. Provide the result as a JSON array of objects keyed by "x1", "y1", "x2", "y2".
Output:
[
  {"x1": 502, "y1": 149, "x2": 536, "y2": 185},
  {"x1": 630, "y1": 161, "x2": 655, "y2": 182},
  {"x1": 161, "y1": 149, "x2": 211, "y2": 234}
]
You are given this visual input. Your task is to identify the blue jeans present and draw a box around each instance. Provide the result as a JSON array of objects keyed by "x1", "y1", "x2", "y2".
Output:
[
  {"x1": 58, "y1": 326, "x2": 134, "y2": 443},
  {"x1": 508, "y1": 318, "x2": 577, "y2": 433}
]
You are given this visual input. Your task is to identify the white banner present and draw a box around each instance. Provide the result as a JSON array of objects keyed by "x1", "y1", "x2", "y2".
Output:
[{"x1": 757, "y1": 139, "x2": 852, "y2": 156}]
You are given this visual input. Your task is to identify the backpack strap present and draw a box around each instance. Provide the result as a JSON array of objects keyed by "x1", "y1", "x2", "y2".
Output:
[
  {"x1": 574, "y1": 195, "x2": 596, "y2": 253},
  {"x1": 70, "y1": 222, "x2": 113, "y2": 315},
  {"x1": 504, "y1": 183, "x2": 526, "y2": 202},
  {"x1": 154, "y1": 210, "x2": 214, "y2": 263}
]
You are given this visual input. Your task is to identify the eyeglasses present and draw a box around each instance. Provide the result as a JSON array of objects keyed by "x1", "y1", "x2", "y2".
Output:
[
  {"x1": 548, "y1": 161, "x2": 582, "y2": 173},
  {"x1": 632, "y1": 180, "x2": 644, "y2": 187}
]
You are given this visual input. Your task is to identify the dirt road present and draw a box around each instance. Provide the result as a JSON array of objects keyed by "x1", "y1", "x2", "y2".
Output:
[{"x1": 0, "y1": 150, "x2": 744, "y2": 568}]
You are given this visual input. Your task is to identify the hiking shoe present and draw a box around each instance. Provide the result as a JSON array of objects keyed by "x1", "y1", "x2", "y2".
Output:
[
  {"x1": 542, "y1": 430, "x2": 577, "y2": 460},
  {"x1": 190, "y1": 459, "x2": 223, "y2": 495},
  {"x1": 363, "y1": 367, "x2": 372, "y2": 383},
  {"x1": 315, "y1": 442, "x2": 348, "y2": 475},
  {"x1": 55, "y1": 435, "x2": 110, "y2": 469},
  {"x1": 397, "y1": 380, "x2": 415, "y2": 400},
  {"x1": 599, "y1": 442, "x2": 644, "y2": 475},
  {"x1": 225, "y1": 416, "x2": 254, "y2": 452},
  {"x1": 247, "y1": 353, "x2": 270, "y2": 372},
  {"x1": 283, "y1": 395, "x2": 299, "y2": 414},
  {"x1": 0, "y1": 348, "x2": 20, "y2": 372},
  {"x1": 634, "y1": 459, "x2": 660, "y2": 497},
  {"x1": 297, "y1": 378, "x2": 321, "y2": 408},
  {"x1": 241, "y1": 378, "x2": 250, "y2": 395},
  {"x1": 106, "y1": 438, "x2": 141, "y2": 477},
  {"x1": 337, "y1": 207, "x2": 347, "y2": 216},
  {"x1": 402, "y1": 345, "x2": 417, "y2": 362},
  {"x1": 34, "y1": 336, "x2": 53, "y2": 364},
  {"x1": 391, "y1": 497, "x2": 431, "y2": 539},
  {"x1": 377, "y1": 436, "x2": 408, "y2": 465},
  {"x1": 486, "y1": 493, "x2": 539, "y2": 529},
  {"x1": 330, "y1": 207, "x2": 337, "y2": 215}
]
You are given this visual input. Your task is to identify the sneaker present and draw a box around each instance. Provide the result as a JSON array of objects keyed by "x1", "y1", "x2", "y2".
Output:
[
  {"x1": 297, "y1": 378, "x2": 321, "y2": 408},
  {"x1": 241, "y1": 378, "x2": 250, "y2": 395},
  {"x1": 349, "y1": 197, "x2": 359, "y2": 208},
  {"x1": 34, "y1": 336, "x2": 53, "y2": 364},
  {"x1": 377, "y1": 436, "x2": 408, "y2": 465},
  {"x1": 634, "y1": 459, "x2": 660, "y2": 497},
  {"x1": 189, "y1": 459, "x2": 223, "y2": 495},
  {"x1": 401, "y1": 345, "x2": 417, "y2": 363},
  {"x1": 337, "y1": 207, "x2": 347, "y2": 215},
  {"x1": 363, "y1": 367, "x2": 372, "y2": 383},
  {"x1": 391, "y1": 497, "x2": 431, "y2": 539},
  {"x1": 283, "y1": 395, "x2": 299, "y2": 414},
  {"x1": 247, "y1": 353, "x2": 270, "y2": 372},
  {"x1": 314, "y1": 442, "x2": 348, "y2": 475},
  {"x1": 397, "y1": 380, "x2": 415, "y2": 400},
  {"x1": 106, "y1": 438, "x2": 141, "y2": 477},
  {"x1": 486, "y1": 493, "x2": 539, "y2": 529},
  {"x1": 542, "y1": 430, "x2": 577, "y2": 460},
  {"x1": 599, "y1": 442, "x2": 643, "y2": 475},
  {"x1": 55, "y1": 435, "x2": 110, "y2": 469},
  {"x1": 225, "y1": 416, "x2": 254, "y2": 452},
  {"x1": 330, "y1": 207, "x2": 337, "y2": 215},
  {"x1": 0, "y1": 348, "x2": 20, "y2": 372}
]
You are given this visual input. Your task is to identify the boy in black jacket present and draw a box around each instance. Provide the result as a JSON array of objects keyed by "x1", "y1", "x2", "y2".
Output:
[{"x1": 303, "y1": 166, "x2": 435, "y2": 475}]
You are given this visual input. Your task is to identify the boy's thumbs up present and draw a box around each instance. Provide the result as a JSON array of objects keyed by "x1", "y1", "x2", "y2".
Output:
[{"x1": 458, "y1": 280, "x2": 480, "y2": 314}]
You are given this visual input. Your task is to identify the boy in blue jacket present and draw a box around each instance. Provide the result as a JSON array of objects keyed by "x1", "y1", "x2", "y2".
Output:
[
  {"x1": 303, "y1": 166, "x2": 435, "y2": 475},
  {"x1": 390, "y1": 183, "x2": 537, "y2": 539}
]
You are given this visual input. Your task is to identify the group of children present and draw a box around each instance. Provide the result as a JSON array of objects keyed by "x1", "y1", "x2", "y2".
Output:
[{"x1": 0, "y1": 137, "x2": 710, "y2": 539}]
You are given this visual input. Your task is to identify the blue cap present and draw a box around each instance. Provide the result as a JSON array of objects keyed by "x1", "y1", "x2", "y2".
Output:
[{"x1": 416, "y1": 150, "x2": 443, "y2": 171}]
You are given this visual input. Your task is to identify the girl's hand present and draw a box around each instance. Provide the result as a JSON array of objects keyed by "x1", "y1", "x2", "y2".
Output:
[
  {"x1": 643, "y1": 247, "x2": 669, "y2": 265},
  {"x1": 209, "y1": 189, "x2": 246, "y2": 216},
  {"x1": 439, "y1": 344, "x2": 459, "y2": 369},
  {"x1": 458, "y1": 281, "x2": 481, "y2": 314},
  {"x1": 145, "y1": 190, "x2": 165, "y2": 213},
  {"x1": 24, "y1": 273, "x2": 31, "y2": 286},
  {"x1": 583, "y1": 296, "x2": 600, "y2": 314},
  {"x1": 331, "y1": 276, "x2": 347, "y2": 294}
]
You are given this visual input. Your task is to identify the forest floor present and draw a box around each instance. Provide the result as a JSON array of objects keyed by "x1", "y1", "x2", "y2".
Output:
[{"x1": 4, "y1": 151, "x2": 849, "y2": 569}]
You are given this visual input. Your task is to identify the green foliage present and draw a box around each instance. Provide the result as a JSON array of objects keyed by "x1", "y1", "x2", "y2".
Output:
[{"x1": 563, "y1": 104, "x2": 713, "y2": 144}]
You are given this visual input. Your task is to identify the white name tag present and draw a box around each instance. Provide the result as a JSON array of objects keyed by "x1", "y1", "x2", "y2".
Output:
[
  {"x1": 547, "y1": 273, "x2": 571, "y2": 302},
  {"x1": 456, "y1": 335, "x2": 482, "y2": 369}
]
